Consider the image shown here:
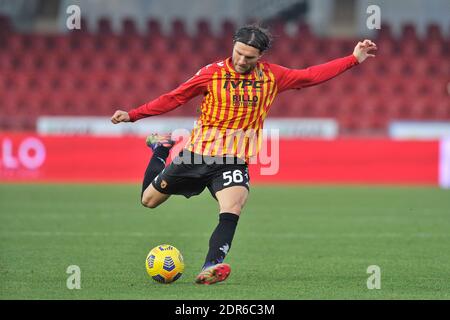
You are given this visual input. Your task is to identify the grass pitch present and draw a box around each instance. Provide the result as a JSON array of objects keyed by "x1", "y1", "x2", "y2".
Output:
[{"x1": 0, "y1": 183, "x2": 449, "y2": 299}]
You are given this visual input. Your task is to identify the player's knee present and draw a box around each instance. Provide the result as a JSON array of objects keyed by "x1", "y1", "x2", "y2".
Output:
[
  {"x1": 141, "y1": 196, "x2": 159, "y2": 209},
  {"x1": 220, "y1": 202, "x2": 245, "y2": 215},
  {"x1": 218, "y1": 192, "x2": 248, "y2": 215}
]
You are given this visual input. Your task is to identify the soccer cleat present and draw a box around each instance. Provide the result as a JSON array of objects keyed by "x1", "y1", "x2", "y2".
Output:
[
  {"x1": 195, "y1": 263, "x2": 231, "y2": 285},
  {"x1": 146, "y1": 133, "x2": 176, "y2": 151}
]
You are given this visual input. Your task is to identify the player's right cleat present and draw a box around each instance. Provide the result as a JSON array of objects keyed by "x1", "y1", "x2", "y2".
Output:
[
  {"x1": 195, "y1": 263, "x2": 231, "y2": 285},
  {"x1": 146, "y1": 133, "x2": 176, "y2": 151}
]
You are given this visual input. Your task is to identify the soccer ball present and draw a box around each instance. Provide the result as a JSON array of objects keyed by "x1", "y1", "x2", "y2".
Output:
[{"x1": 145, "y1": 244, "x2": 184, "y2": 284}]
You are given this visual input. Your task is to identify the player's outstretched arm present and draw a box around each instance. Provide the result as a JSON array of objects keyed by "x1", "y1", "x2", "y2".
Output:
[
  {"x1": 117, "y1": 65, "x2": 212, "y2": 123},
  {"x1": 270, "y1": 39, "x2": 377, "y2": 92},
  {"x1": 111, "y1": 110, "x2": 130, "y2": 124},
  {"x1": 352, "y1": 39, "x2": 377, "y2": 63}
]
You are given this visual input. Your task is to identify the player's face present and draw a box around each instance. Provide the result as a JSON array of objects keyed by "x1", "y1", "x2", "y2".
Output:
[{"x1": 232, "y1": 41, "x2": 262, "y2": 74}]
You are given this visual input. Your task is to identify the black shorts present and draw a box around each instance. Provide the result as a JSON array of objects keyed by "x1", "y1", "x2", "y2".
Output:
[{"x1": 151, "y1": 149, "x2": 250, "y2": 199}]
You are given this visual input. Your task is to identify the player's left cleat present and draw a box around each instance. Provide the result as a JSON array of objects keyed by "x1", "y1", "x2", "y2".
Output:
[
  {"x1": 145, "y1": 133, "x2": 176, "y2": 151},
  {"x1": 195, "y1": 263, "x2": 231, "y2": 285}
]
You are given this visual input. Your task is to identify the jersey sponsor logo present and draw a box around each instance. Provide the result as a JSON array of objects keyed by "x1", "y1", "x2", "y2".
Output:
[
  {"x1": 223, "y1": 79, "x2": 264, "y2": 89},
  {"x1": 232, "y1": 94, "x2": 259, "y2": 107}
]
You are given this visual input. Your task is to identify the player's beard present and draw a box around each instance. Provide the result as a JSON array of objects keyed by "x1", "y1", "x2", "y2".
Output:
[{"x1": 235, "y1": 63, "x2": 255, "y2": 74}]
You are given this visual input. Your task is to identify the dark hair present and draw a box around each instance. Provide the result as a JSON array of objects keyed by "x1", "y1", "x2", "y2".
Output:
[{"x1": 232, "y1": 25, "x2": 273, "y2": 53}]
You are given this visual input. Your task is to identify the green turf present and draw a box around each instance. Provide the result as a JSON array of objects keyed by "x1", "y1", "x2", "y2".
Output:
[{"x1": 1, "y1": 183, "x2": 449, "y2": 299}]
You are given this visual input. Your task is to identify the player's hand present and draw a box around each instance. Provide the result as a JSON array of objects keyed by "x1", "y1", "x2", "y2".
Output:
[
  {"x1": 353, "y1": 39, "x2": 377, "y2": 63},
  {"x1": 111, "y1": 110, "x2": 131, "y2": 124}
]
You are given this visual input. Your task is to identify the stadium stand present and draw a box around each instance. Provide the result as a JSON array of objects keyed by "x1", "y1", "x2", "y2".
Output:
[{"x1": 0, "y1": 15, "x2": 448, "y2": 134}]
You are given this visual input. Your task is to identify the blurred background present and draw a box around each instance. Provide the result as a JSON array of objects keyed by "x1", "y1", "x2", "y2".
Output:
[
  {"x1": 0, "y1": 0, "x2": 449, "y2": 185},
  {"x1": 0, "y1": 0, "x2": 448, "y2": 134}
]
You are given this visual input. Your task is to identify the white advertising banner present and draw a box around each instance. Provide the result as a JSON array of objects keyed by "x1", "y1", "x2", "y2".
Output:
[
  {"x1": 439, "y1": 138, "x2": 450, "y2": 189},
  {"x1": 389, "y1": 121, "x2": 450, "y2": 139},
  {"x1": 37, "y1": 116, "x2": 338, "y2": 138}
]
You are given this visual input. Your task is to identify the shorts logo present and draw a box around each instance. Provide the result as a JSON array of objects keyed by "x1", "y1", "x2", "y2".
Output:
[{"x1": 161, "y1": 180, "x2": 168, "y2": 189}]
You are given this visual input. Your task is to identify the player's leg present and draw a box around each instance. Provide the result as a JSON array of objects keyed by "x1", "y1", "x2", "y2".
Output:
[
  {"x1": 216, "y1": 185, "x2": 249, "y2": 215},
  {"x1": 140, "y1": 134, "x2": 174, "y2": 208},
  {"x1": 196, "y1": 165, "x2": 250, "y2": 284},
  {"x1": 203, "y1": 186, "x2": 248, "y2": 266},
  {"x1": 141, "y1": 185, "x2": 171, "y2": 209},
  {"x1": 143, "y1": 149, "x2": 209, "y2": 208}
]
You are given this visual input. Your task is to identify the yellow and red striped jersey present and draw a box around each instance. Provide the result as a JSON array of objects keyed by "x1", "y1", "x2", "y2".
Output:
[{"x1": 128, "y1": 55, "x2": 358, "y2": 161}]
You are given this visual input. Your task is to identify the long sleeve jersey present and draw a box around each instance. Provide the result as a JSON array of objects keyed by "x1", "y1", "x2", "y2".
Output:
[{"x1": 128, "y1": 54, "x2": 359, "y2": 162}]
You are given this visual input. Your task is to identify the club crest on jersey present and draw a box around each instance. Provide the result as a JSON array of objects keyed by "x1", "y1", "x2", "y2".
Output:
[{"x1": 257, "y1": 68, "x2": 263, "y2": 80}]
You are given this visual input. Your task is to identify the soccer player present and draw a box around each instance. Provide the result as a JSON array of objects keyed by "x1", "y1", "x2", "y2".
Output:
[{"x1": 111, "y1": 25, "x2": 377, "y2": 284}]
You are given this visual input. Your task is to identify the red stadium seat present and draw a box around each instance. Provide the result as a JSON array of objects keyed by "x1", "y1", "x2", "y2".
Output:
[
  {"x1": 376, "y1": 37, "x2": 397, "y2": 57},
  {"x1": 389, "y1": 97, "x2": 414, "y2": 120},
  {"x1": 313, "y1": 97, "x2": 337, "y2": 117},
  {"x1": 409, "y1": 97, "x2": 432, "y2": 119},
  {"x1": 3, "y1": 34, "x2": 24, "y2": 53},
  {"x1": 338, "y1": 115, "x2": 359, "y2": 134},
  {"x1": 435, "y1": 99, "x2": 450, "y2": 120},
  {"x1": 50, "y1": 35, "x2": 71, "y2": 54},
  {"x1": 118, "y1": 34, "x2": 145, "y2": 53},
  {"x1": 414, "y1": 56, "x2": 441, "y2": 77},
  {"x1": 98, "y1": 17, "x2": 113, "y2": 34},
  {"x1": 196, "y1": 19, "x2": 213, "y2": 37},
  {"x1": 172, "y1": 37, "x2": 194, "y2": 55},
  {"x1": 221, "y1": 19, "x2": 236, "y2": 38},
  {"x1": 196, "y1": 37, "x2": 218, "y2": 56},
  {"x1": 324, "y1": 39, "x2": 348, "y2": 59},
  {"x1": 1, "y1": 93, "x2": 18, "y2": 115},
  {"x1": 69, "y1": 33, "x2": 97, "y2": 53},
  {"x1": 122, "y1": 18, "x2": 138, "y2": 35},
  {"x1": 426, "y1": 24, "x2": 443, "y2": 42},
  {"x1": 0, "y1": 14, "x2": 13, "y2": 35},
  {"x1": 273, "y1": 36, "x2": 296, "y2": 61},
  {"x1": 376, "y1": 23, "x2": 393, "y2": 41},
  {"x1": 270, "y1": 19, "x2": 288, "y2": 39},
  {"x1": 0, "y1": 17, "x2": 447, "y2": 133},
  {"x1": 146, "y1": 36, "x2": 169, "y2": 55},
  {"x1": 96, "y1": 34, "x2": 122, "y2": 52},
  {"x1": 171, "y1": 19, "x2": 188, "y2": 40},
  {"x1": 147, "y1": 18, "x2": 162, "y2": 37},
  {"x1": 400, "y1": 38, "x2": 420, "y2": 58},
  {"x1": 297, "y1": 22, "x2": 313, "y2": 41},
  {"x1": 401, "y1": 24, "x2": 418, "y2": 41},
  {"x1": 424, "y1": 38, "x2": 445, "y2": 58}
]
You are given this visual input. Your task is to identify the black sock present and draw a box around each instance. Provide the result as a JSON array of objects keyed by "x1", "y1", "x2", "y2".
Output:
[
  {"x1": 141, "y1": 146, "x2": 170, "y2": 197},
  {"x1": 203, "y1": 212, "x2": 240, "y2": 269}
]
